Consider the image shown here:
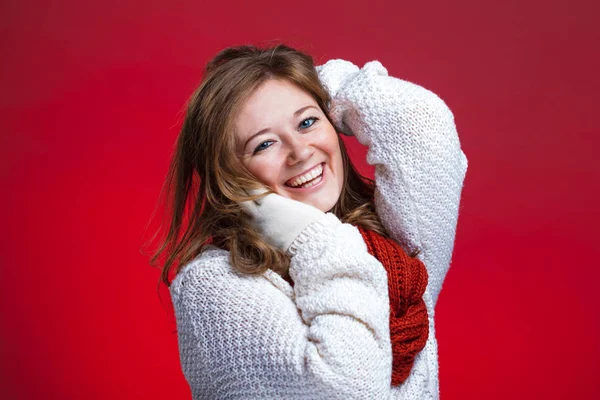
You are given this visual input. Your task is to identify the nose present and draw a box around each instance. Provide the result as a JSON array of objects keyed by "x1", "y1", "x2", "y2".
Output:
[{"x1": 286, "y1": 134, "x2": 314, "y2": 165}]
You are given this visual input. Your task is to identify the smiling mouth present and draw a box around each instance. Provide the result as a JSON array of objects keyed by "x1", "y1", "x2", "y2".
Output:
[{"x1": 284, "y1": 163, "x2": 325, "y2": 189}]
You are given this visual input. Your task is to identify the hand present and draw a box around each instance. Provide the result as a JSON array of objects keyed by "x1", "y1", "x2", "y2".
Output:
[
  {"x1": 316, "y1": 59, "x2": 358, "y2": 137},
  {"x1": 316, "y1": 59, "x2": 389, "y2": 137},
  {"x1": 316, "y1": 59, "x2": 359, "y2": 99},
  {"x1": 240, "y1": 187, "x2": 325, "y2": 254}
]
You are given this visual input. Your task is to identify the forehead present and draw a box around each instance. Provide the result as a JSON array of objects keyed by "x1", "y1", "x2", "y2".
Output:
[{"x1": 234, "y1": 79, "x2": 316, "y2": 136}]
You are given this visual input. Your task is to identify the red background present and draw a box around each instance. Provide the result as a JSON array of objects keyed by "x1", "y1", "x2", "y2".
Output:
[{"x1": 2, "y1": 0, "x2": 599, "y2": 398}]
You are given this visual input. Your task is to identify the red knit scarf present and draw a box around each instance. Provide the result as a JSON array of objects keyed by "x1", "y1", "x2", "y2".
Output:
[{"x1": 357, "y1": 226, "x2": 430, "y2": 386}]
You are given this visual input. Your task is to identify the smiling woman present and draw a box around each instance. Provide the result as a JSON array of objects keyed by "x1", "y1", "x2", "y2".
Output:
[{"x1": 147, "y1": 43, "x2": 468, "y2": 399}]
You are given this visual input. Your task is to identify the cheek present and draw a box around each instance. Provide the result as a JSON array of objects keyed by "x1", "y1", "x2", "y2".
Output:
[
  {"x1": 246, "y1": 158, "x2": 281, "y2": 185},
  {"x1": 329, "y1": 139, "x2": 345, "y2": 189},
  {"x1": 326, "y1": 137, "x2": 344, "y2": 170}
]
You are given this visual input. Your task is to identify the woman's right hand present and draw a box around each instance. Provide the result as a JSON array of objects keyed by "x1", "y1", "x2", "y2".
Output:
[{"x1": 240, "y1": 187, "x2": 326, "y2": 255}]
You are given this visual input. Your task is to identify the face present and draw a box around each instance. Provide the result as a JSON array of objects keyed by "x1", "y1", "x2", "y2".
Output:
[{"x1": 233, "y1": 78, "x2": 344, "y2": 212}]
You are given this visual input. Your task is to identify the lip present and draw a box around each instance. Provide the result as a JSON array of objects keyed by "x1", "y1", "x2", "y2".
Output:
[
  {"x1": 284, "y1": 162, "x2": 324, "y2": 185},
  {"x1": 284, "y1": 162, "x2": 326, "y2": 190}
]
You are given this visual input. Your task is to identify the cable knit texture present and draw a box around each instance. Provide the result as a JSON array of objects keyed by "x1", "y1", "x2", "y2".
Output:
[
  {"x1": 358, "y1": 226, "x2": 429, "y2": 386},
  {"x1": 170, "y1": 59, "x2": 468, "y2": 399}
]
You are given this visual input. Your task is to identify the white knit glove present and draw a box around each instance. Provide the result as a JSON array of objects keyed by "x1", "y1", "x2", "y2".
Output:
[
  {"x1": 316, "y1": 59, "x2": 389, "y2": 137},
  {"x1": 240, "y1": 188, "x2": 325, "y2": 255}
]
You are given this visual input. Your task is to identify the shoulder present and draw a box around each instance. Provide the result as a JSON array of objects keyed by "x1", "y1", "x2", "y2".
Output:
[
  {"x1": 169, "y1": 245, "x2": 234, "y2": 299},
  {"x1": 169, "y1": 245, "x2": 295, "y2": 308}
]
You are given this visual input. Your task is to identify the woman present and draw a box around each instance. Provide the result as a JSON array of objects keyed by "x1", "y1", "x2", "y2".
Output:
[{"x1": 151, "y1": 43, "x2": 468, "y2": 399}]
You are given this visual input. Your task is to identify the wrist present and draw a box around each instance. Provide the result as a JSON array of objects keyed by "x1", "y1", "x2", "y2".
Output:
[{"x1": 286, "y1": 213, "x2": 341, "y2": 257}]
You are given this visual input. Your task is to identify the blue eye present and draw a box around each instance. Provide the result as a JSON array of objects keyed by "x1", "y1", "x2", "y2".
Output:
[
  {"x1": 299, "y1": 116, "x2": 319, "y2": 129},
  {"x1": 252, "y1": 116, "x2": 320, "y2": 155},
  {"x1": 253, "y1": 140, "x2": 274, "y2": 153}
]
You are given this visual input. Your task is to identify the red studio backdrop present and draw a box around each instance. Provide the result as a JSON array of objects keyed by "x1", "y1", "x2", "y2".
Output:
[{"x1": 1, "y1": 1, "x2": 598, "y2": 399}]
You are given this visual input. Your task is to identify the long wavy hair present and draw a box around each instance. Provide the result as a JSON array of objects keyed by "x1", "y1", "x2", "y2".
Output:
[{"x1": 146, "y1": 43, "x2": 417, "y2": 287}]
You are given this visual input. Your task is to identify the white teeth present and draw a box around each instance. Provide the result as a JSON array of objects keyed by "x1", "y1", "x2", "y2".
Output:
[
  {"x1": 287, "y1": 164, "x2": 323, "y2": 187},
  {"x1": 299, "y1": 174, "x2": 322, "y2": 188}
]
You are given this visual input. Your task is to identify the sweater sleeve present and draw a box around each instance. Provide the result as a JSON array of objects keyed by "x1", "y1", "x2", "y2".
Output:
[
  {"x1": 170, "y1": 213, "x2": 394, "y2": 400},
  {"x1": 316, "y1": 60, "x2": 468, "y2": 308}
]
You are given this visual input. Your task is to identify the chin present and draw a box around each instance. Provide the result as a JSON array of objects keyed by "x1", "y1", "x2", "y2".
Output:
[
  {"x1": 278, "y1": 187, "x2": 340, "y2": 212},
  {"x1": 311, "y1": 196, "x2": 339, "y2": 213}
]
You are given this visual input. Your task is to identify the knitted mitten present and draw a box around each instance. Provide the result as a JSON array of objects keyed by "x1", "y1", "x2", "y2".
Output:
[{"x1": 240, "y1": 187, "x2": 326, "y2": 255}]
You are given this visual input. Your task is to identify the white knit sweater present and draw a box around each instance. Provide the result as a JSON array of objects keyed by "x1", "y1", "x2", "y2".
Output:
[{"x1": 170, "y1": 59, "x2": 468, "y2": 399}]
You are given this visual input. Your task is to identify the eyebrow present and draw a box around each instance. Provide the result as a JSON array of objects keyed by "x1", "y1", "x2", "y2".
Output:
[{"x1": 243, "y1": 105, "x2": 320, "y2": 150}]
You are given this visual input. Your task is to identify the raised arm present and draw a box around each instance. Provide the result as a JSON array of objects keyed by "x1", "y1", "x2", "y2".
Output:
[
  {"x1": 170, "y1": 213, "x2": 394, "y2": 399},
  {"x1": 317, "y1": 60, "x2": 468, "y2": 308}
]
